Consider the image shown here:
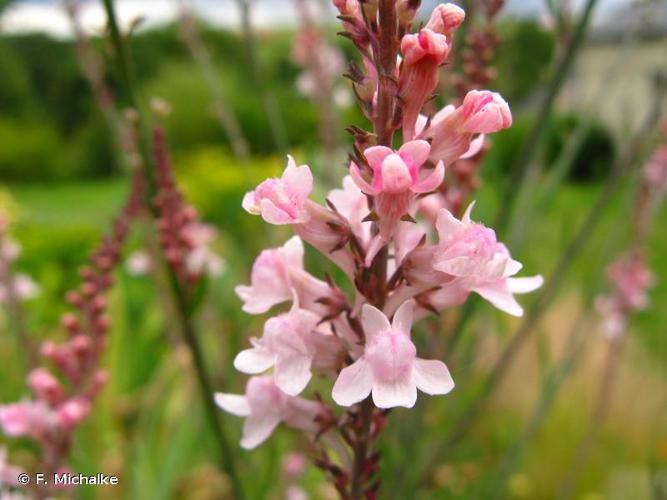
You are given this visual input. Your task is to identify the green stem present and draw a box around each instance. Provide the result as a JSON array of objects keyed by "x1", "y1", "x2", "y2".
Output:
[
  {"x1": 493, "y1": 0, "x2": 599, "y2": 237},
  {"x1": 101, "y1": 2, "x2": 244, "y2": 497}
]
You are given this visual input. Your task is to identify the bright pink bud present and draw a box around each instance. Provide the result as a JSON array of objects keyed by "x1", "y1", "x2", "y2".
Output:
[
  {"x1": 399, "y1": 29, "x2": 450, "y2": 140},
  {"x1": 426, "y1": 3, "x2": 466, "y2": 36},
  {"x1": 461, "y1": 90, "x2": 512, "y2": 134},
  {"x1": 58, "y1": 398, "x2": 91, "y2": 430}
]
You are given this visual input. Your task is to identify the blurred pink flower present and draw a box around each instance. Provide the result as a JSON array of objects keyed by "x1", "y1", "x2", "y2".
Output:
[
  {"x1": 425, "y1": 3, "x2": 466, "y2": 36},
  {"x1": 0, "y1": 401, "x2": 57, "y2": 438},
  {"x1": 0, "y1": 274, "x2": 40, "y2": 303},
  {"x1": 126, "y1": 250, "x2": 152, "y2": 276},
  {"x1": 214, "y1": 376, "x2": 321, "y2": 449},
  {"x1": 0, "y1": 446, "x2": 24, "y2": 488},
  {"x1": 332, "y1": 301, "x2": 454, "y2": 408}
]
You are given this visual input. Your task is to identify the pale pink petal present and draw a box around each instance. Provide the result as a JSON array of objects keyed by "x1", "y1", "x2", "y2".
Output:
[
  {"x1": 214, "y1": 393, "x2": 251, "y2": 416},
  {"x1": 350, "y1": 161, "x2": 379, "y2": 195},
  {"x1": 282, "y1": 156, "x2": 314, "y2": 201},
  {"x1": 508, "y1": 275, "x2": 544, "y2": 294},
  {"x1": 280, "y1": 236, "x2": 305, "y2": 268},
  {"x1": 411, "y1": 160, "x2": 445, "y2": 193},
  {"x1": 235, "y1": 285, "x2": 289, "y2": 314},
  {"x1": 460, "y1": 134, "x2": 485, "y2": 159},
  {"x1": 412, "y1": 359, "x2": 455, "y2": 395},
  {"x1": 372, "y1": 379, "x2": 417, "y2": 409},
  {"x1": 364, "y1": 234, "x2": 388, "y2": 267},
  {"x1": 461, "y1": 200, "x2": 476, "y2": 224},
  {"x1": 399, "y1": 140, "x2": 431, "y2": 167},
  {"x1": 392, "y1": 300, "x2": 414, "y2": 333},
  {"x1": 474, "y1": 282, "x2": 523, "y2": 317},
  {"x1": 504, "y1": 258, "x2": 523, "y2": 277},
  {"x1": 241, "y1": 413, "x2": 282, "y2": 449},
  {"x1": 364, "y1": 145, "x2": 394, "y2": 167},
  {"x1": 234, "y1": 346, "x2": 275, "y2": 374},
  {"x1": 332, "y1": 358, "x2": 373, "y2": 406},
  {"x1": 436, "y1": 208, "x2": 464, "y2": 241},
  {"x1": 260, "y1": 198, "x2": 296, "y2": 224},
  {"x1": 274, "y1": 354, "x2": 313, "y2": 396},
  {"x1": 242, "y1": 191, "x2": 259, "y2": 213},
  {"x1": 432, "y1": 104, "x2": 456, "y2": 125},
  {"x1": 361, "y1": 304, "x2": 391, "y2": 340}
]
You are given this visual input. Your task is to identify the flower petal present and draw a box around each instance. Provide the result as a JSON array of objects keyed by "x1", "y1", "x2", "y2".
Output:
[
  {"x1": 508, "y1": 275, "x2": 544, "y2": 294},
  {"x1": 234, "y1": 346, "x2": 275, "y2": 374},
  {"x1": 350, "y1": 161, "x2": 379, "y2": 195},
  {"x1": 460, "y1": 134, "x2": 485, "y2": 159},
  {"x1": 392, "y1": 300, "x2": 414, "y2": 334},
  {"x1": 399, "y1": 140, "x2": 431, "y2": 167},
  {"x1": 435, "y1": 208, "x2": 464, "y2": 241},
  {"x1": 412, "y1": 160, "x2": 445, "y2": 193},
  {"x1": 461, "y1": 200, "x2": 476, "y2": 224},
  {"x1": 332, "y1": 358, "x2": 373, "y2": 407},
  {"x1": 260, "y1": 198, "x2": 296, "y2": 225},
  {"x1": 474, "y1": 281, "x2": 523, "y2": 317},
  {"x1": 214, "y1": 393, "x2": 251, "y2": 417},
  {"x1": 412, "y1": 359, "x2": 455, "y2": 395},
  {"x1": 242, "y1": 191, "x2": 259, "y2": 214},
  {"x1": 240, "y1": 413, "x2": 282, "y2": 449},
  {"x1": 364, "y1": 145, "x2": 394, "y2": 167},
  {"x1": 274, "y1": 354, "x2": 313, "y2": 396},
  {"x1": 361, "y1": 304, "x2": 391, "y2": 340},
  {"x1": 282, "y1": 155, "x2": 313, "y2": 201},
  {"x1": 372, "y1": 379, "x2": 417, "y2": 409}
]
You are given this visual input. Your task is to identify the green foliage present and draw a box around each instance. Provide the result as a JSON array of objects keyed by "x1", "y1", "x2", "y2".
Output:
[
  {"x1": 495, "y1": 20, "x2": 556, "y2": 102},
  {"x1": 543, "y1": 113, "x2": 616, "y2": 182}
]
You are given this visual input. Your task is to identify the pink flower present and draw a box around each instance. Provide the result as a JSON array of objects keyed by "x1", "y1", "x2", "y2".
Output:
[
  {"x1": 433, "y1": 203, "x2": 542, "y2": 316},
  {"x1": 0, "y1": 401, "x2": 56, "y2": 438},
  {"x1": 126, "y1": 250, "x2": 152, "y2": 276},
  {"x1": 425, "y1": 3, "x2": 466, "y2": 36},
  {"x1": 350, "y1": 141, "x2": 444, "y2": 265},
  {"x1": 399, "y1": 28, "x2": 451, "y2": 140},
  {"x1": 0, "y1": 446, "x2": 24, "y2": 488},
  {"x1": 332, "y1": 301, "x2": 454, "y2": 408},
  {"x1": 214, "y1": 376, "x2": 321, "y2": 449},
  {"x1": 183, "y1": 223, "x2": 225, "y2": 277},
  {"x1": 607, "y1": 254, "x2": 654, "y2": 311},
  {"x1": 234, "y1": 300, "x2": 323, "y2": 396},
  {"x1": 235, "y1": 236, "x2": 331, "y2": 315},
  {"x1": 242, "y1": 156, "x2": 313, "y2": 225},
  {"x1": 0, "y1": 274, "x2": 40, "y2": 303},
  {"x1": 417, "y1": 91, "x2": 511, "y2": 165},
  {"x1": 57, "y1": 398, "x2": 91, "y2": 431},
  {"x1": 28, "y1": 368, "x2": 64, "y2": 405}
]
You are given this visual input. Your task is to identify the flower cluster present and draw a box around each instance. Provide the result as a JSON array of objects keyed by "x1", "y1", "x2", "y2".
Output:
[
  {"x1": 152, "y1": 126, "x2": 225, "y2": 283},
  {"x1": 217, "y1": 1, "x2": 541, "y2": 496},
  {"x1": 0, "y1": 170, "x2": 144, "y2": 496}
]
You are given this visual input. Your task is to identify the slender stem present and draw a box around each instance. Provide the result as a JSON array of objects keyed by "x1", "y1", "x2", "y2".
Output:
[
  {"x1": 351, "y1": 397, "x2": 374, "y2": 500},
  {"x1": 493, "y1": 0, "x2": 598, "y2": 237},
  {"x1": 101, "y1": 2, "x2": 244, "y2": 497},
  {"x1": 235, "y1": 0, "x2": 289, "y2": 152},
  {"x1": 558, "y1": 338, "x2": 624, "y2": 499}
]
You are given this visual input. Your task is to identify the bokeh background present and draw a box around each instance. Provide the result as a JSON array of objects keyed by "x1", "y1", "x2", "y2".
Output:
[{"x1": 1, "y1": 0, "x2": 666, "y2": 498}]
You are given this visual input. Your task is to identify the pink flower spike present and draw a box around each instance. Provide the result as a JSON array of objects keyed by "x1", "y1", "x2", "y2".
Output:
[
  {"x1": 215, "y1": 376, "x2": 321, "y2": 449},
  {"x1": 242, "y1": 156, "x2": 313, "y2": 225},
  {"x1": 461, "y1": 90, "x2": 512, "y2": 134},
  {"x1": 234, "y1": 297, "x2": 322, "y2": 396},
  {"x1": 332, "y1": 301, "x2": 455, "y2": 409}
]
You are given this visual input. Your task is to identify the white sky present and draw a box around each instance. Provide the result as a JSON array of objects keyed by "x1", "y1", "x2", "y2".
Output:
[{"x1": 0, "y1": 0, "x2": 633, "y2": 39}]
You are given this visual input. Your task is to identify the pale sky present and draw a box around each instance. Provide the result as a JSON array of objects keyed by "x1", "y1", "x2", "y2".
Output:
[{"x1": 0, "y1": 0, "x2": 636, "y2": 39}]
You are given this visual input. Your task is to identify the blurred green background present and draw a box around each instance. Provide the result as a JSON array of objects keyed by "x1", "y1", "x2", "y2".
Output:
[{"x1": 1, "y1": 2, "x2": 667, "y2": 499}]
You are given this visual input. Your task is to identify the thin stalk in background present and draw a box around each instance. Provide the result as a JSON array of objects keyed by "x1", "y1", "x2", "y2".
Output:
[
  {"x1": 235, "y1": 0, "x2": 289, "y2": 152},
  {"x1": 179, "y1": 3, "x2": 251, "y2": 164},
  {"x1": 425, "y1": 78, "x2": 667, "y2": 474},
  {"x1": 100, "y1": 1, "x2": 244, "y2": 497}
]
